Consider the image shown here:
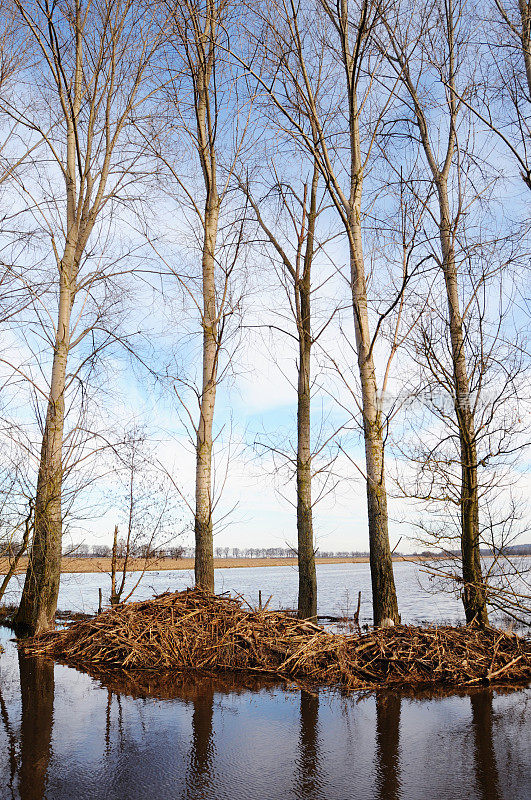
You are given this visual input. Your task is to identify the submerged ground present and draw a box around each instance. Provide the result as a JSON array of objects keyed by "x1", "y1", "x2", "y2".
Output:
[{"x1": 0, "y1": 626, "x2": 529, "y2": 800}]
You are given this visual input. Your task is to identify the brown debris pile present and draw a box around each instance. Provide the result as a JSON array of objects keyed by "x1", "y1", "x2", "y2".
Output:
[{"x1": 21, "y1": 588, "x2": 531, "y2": 690}]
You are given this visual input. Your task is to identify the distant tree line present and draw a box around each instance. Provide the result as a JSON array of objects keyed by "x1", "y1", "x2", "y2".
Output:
[{"x1": 60, "y1": 544, "x2": 379, "y2": 560}]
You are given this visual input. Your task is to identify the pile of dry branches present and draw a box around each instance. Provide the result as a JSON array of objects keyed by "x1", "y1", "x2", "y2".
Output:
[{"x1": 21, "y1": 589, "x2": 531, "y2": 690}]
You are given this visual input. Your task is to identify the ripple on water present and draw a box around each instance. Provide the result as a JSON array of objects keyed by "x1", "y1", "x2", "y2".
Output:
[{"x1": 0, "y1": 626, "x2": 529, "y2": 800}]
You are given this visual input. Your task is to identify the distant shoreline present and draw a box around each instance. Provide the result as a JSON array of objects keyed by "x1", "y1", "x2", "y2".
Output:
[
  {"x1": 2, "y1": 553, "x2": 527, "y2": 576},
  {"x1": 1, "y1": 554, "x2": 452, "y2": 575}
]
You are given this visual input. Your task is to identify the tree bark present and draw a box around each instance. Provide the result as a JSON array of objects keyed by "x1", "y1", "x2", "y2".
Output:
[
  {"x1": 194, "y1": 47, "x2": 220, "y2": 591},
  {"x1": 518, "y1": 0, "x2": 531, "y2": 97},
  {"x1": 351, "y1": 230, "x2": 399, "y2": 627},
  {"x1": 437, "y1": 182, "x2": 488, "y2": 625},
  {"x1": 347, "y1": 173, "x2": 398, "y2": 626},
  {"x1": 194, "y1": 197, "x2": 219, "y2": 592},
  {"x1": 14, "y1": 262, "x2": 73, "y2": 634},
  {"x1": 296, "y1": 167, "x2": 318, "y2": 621},
  {"x1": 110, "y1": 524, "x2": 119, "y2": 607},
  {"x1": 340, "y1": 3, "x2": 399, "y2": 627},
  {"x1": 296, "y1": 236, "x2": 317, "y2": 620}
]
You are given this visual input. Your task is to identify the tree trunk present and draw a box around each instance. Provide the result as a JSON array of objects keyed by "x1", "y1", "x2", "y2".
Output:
[
  {"x1": 193, "y1": 20, "x2": 220, "y2": 593},
  {"x1": 349, "y1": 216, "x2": 400, "y2": 627},
  {"x1": 296, "y1": 268, "x2": 317, "y2": 620},
  {"x1": 110, "y1": 524, "x2": 119, "y2": 607},
  {"x1": 14, "y1": 28, "x2": 80, "y2": 634},
  {"x1": 296, "y1": 165, "x2": 318, "y2": 621},
  {"x1": 341, "y1": 29, "x2": 399, "y2": 627},
  {"x1": 364, "y1": 418, "x2": 400, "y2": 628},
  {"x1": 14, "y1": 266, "x2": 73, "y2": 634},
  {"x1": 518, "y1": 0, "x2": 531, "y2": 97},
  {"x1": 194, "y1": 195, "x2": 219, "y2": 593},
  {"x1": 459, "y1": 420, "x2": 487, "y2": 624},
  {"x1": 437, "y1": 181, "x2": 488, "y2": 625}
]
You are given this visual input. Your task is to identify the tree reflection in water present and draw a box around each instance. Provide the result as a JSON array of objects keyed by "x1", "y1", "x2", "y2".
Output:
[
  {"x1": 374, "y1": 692, "x2": 402, "y2": 800},
  {"x1": 18, "y1": 652, "x2": 54, "y2": 800},
  {"x1": 471, "y1": 692, "x2": 501, "y2": 800},
  {"x1": 104, "y1": 688, "x2": 125, "y2": 755},
  {"x1": 185, "y1": 681, "x2": 216, "y2": 800},
  {"x1": 0, "y1": 674, "x2": 18, "y2": 799},
  {"x1": 296, "y1": 690, "x2": 323, "y2": 800},
  {"x1": 0, "y1": 640, "x2": 526, "y2": 800}
]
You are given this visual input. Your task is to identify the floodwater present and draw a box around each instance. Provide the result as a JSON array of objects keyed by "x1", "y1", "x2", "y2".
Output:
[
  {"x1": 2, "y1": 560, "x2": 520, "y2": 628},
  {"x1": 1, "y1": 563, "x2": 530, "y2": 799},
  {"x1": 0, "y1": 628, "x2": 529, "y2": 800}
]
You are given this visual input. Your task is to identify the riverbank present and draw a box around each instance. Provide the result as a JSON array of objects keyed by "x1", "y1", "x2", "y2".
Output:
[{"x1": 0, "y1": 554, "x2": 439, "y2": 575}]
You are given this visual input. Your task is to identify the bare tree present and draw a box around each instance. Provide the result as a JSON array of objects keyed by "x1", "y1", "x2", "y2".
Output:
[
  {"x1": 239, "y1": 153, "x2": 330, "y2": 619},
  {"x1": 0, "y1": 2, "x2": 46, "y2": 335},
  {"x1": 157, "y1": 0, "x2": 249, "y2": 592},
  {"x1": 476, "y1": 0, "x2": 531, "y2": 189},
  {"x1": 390, "y1": 228, "x2": 530, "y2": 624},
  {"x1": 234, "y1": 0, "x2": 403, "y2": 625},
  {"x1": 0, "y1": 0, "x2": 36, "y2": 187},
  {"x1": 5, "y1": 0, "x2": 165, "y2": 633},
  {"x1": 0, "y1": 445, "x2": 34, "y2": 605},
  {"x1": 108, "y1": 431, "x2": 182, "y2": 607},
  {"x1": 380, "y1": 0, "x2": 529, "y2": 624}
]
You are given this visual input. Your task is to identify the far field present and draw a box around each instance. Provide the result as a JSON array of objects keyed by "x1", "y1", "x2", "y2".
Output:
[{"x1": 0, "y1": 555, "x2": 431, "y2": 575}]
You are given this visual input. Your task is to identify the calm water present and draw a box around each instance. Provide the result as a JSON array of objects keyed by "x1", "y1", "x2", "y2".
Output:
[
  {"x1": 0, "y1": 627, "x2": 529, "y2": 800},
  {"x1": 1, "y1": 562, "x2": 529, "y2": 799},
  {"x1": 1, "y1": 561, "x2": 508, "y2": 627}
]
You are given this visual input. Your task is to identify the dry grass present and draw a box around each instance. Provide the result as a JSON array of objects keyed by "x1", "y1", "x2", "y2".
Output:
[
  {"x1": 0, "y1": 554, "x2": 449, "y2": 576},
  {"x1": 21, "y1": 588, "x2": 531, "y2": 691},
  {"x1": 0, "y1": 555, "x2": 402, "y2": 575}
]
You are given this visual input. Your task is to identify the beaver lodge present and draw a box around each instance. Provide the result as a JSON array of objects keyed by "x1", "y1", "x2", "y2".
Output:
[{"x1": 21, "y1": 588, "x2": 531, "y2": 691}]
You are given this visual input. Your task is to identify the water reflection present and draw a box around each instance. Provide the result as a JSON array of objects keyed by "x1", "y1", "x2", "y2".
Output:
[
  {"x1": 0, "y1": 633, "x2": 528, "y2": 800},
  {"x1": 104, "y1": 688, "x2": 126, "y2": 755},
  {"x1": 296, "y1": 690, "x2": 322, "y2": 799},
  {"x1": 0, "y1": 672, "x2": 18, "y2": 798},
  {"x1": 374, "y1": 693, "x2": 402, "y2": 800},
  {"x1": 18, "y1": 653, "x2": 54, "y2": 800},
  {"x1": 186, "y1": 682, "x2": 215, "y2": 800},
  {"x1": 471, "y1": 692, "x2": 501, "y2": 800}
]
